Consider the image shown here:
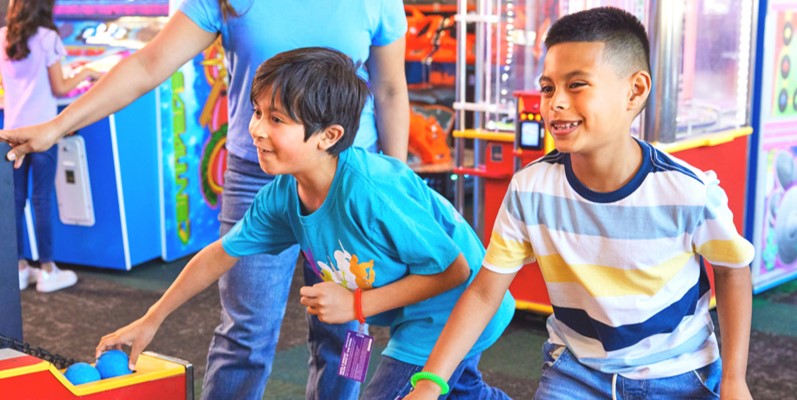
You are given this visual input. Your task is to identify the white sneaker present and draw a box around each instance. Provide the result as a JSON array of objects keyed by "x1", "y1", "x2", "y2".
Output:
[
  {"x1": 36, "y1": 263, "x2": 78, "y2": 293},
  {"x1": 18, "y1": 261, "x2": 39, "y2": 290}
]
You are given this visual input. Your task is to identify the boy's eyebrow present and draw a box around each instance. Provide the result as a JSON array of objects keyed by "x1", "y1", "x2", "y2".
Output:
[{"x1": 539, "y1": 70, "x2": 595, "y2": 83}]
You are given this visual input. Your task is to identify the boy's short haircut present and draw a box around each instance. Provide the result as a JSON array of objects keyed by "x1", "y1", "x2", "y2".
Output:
[
  {"x1": 544, "y1": 7, "x2": 651, "y2": 78},
  {"x1": 250, "y1": 47, "x2": 370, "y2": 155}
]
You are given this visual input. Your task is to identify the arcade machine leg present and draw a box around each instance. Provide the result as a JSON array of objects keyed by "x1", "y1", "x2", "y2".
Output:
[{"x1": 0, "y1": 143, "x2": 23, "y2": 341}]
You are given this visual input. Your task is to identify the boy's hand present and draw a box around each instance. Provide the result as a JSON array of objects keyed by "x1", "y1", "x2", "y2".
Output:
[
  {"x1": 720, "y1": 377, "x2": 753, "y2": 400},
  {"x1": 95, "y1": 315, "x2": 160, "y2": 371},
  {"x1": 299, "y1": 282, "x2": 355, "y2": 324},
  {"x1": 402, "y1": 380, "x2": 442, "y2": 399}
]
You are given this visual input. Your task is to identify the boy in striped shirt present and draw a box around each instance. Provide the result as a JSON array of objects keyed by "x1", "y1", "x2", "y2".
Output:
[{"x1": 406, "y1": 7, "x2": 754, "y2": 400}]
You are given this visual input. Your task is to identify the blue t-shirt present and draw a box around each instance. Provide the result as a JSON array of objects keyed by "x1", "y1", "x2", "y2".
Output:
[
  {"x1": 179, "y1": 0, "x2": 407, "y2": 162},
  {"x1": 223, "y1": 147, "x2": 515, "y2": 365}
]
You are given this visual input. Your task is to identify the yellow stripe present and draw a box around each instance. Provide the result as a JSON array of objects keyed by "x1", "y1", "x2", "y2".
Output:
[
  {"x1": 696, "y1": 239, "x2": 755, "y2": 266},
  {"x1": 654, "y1": 127, "x2": 752, "y2": 153},
  {"x1": 515, "y1": 299, "x2": 554, "y2": 315},
  {"x1": 0, "y1": 360, "x2": 50, "y2": 379},
  {"x1": 537, "y1": 252, "x2": 694, "y2": 297},
  {"x1": 485, "y1": 232, "x2": 534, "y2": 269}
]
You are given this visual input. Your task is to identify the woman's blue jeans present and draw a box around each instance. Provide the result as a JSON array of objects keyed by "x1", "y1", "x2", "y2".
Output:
[{"x1": 201, "y1": 154, "x2": 361, "y2": 400}]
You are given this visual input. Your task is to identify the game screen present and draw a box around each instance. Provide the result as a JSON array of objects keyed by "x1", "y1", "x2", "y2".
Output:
[{"x1": 55, "y1": 0, "x2": 168, "y2": 18}]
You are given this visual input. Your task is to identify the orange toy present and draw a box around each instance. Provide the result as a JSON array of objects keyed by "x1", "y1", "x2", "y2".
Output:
[{"x1": 408, "y1": 105, "x2": 453, "y2": 165}]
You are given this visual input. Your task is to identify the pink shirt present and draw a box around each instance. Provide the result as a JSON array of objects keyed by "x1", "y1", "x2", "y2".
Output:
[{"x1": 0, "y1": 26, "x2": 65, "y2": 129}]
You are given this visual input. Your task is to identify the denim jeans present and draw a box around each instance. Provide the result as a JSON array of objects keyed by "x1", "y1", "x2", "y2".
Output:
[
  {"x1": 362, "y1": 354, "x2": 511, "y2": 400},
  {"x1": 201, "y1": 154, "x2": 360, "y2": 400},
  {"x1": 534, "y1": 341, "x2": 722, "y2": 400},
  {"x1": 14, "y1": 146, "x2": 58, "y2": 262}
]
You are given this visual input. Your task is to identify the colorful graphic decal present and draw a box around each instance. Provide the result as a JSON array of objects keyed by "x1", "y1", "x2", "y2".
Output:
[{"x1": 309, "y1": 242, "x2": 376, "y2": 290}]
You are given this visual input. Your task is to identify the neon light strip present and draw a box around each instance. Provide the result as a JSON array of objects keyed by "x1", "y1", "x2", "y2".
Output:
[
  {"x1": 109, "y1": 115, "x2": 131, "y2": 269},
  {"x1": 156, "y1": 89, "x2": 167, "y2": 259}
]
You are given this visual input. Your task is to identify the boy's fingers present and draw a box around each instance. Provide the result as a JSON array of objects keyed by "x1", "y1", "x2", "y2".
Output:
[
  {"x1": 129, "y1": 342, "x2": 145, "y2": 371},
  {"x1": 299, "y1": 286, "x2": 318, "y2": 297}
]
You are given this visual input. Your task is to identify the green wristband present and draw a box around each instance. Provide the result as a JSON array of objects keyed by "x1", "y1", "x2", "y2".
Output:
[{"x1": 410, "y1": 371, "x2": 450, "y2": 395}]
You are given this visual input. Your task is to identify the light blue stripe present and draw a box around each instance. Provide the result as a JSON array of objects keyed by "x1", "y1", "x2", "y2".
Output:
[
  {"x1": 578, "y1": 324, "x2": 712, "y2": 372},
  {"x1": 504, "y1": 191, "x2": 705, "y2": 240}
]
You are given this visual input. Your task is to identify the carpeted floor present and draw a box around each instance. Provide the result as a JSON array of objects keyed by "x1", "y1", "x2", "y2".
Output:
[{"x1": 16, "y1": 257, "x2": 797, "y2": 399}]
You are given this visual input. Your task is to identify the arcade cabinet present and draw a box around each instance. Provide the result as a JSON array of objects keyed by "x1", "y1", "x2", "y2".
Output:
[{"x1": 9, "y1": 0, "x2": 226, "y2": 270}]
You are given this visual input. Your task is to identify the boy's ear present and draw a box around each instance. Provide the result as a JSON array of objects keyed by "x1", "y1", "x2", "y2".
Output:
[
  {"x1": 627, "y1": 70, "x2": 652, "y2": 111},
  {"x1": 318, "y1": 124, "x2": 344, "y2": 151}
]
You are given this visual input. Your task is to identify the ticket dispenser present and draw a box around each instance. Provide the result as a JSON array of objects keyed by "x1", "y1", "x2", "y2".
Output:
[{"x1": 453, "y1": 90, "x2": 554, "y2": 313}]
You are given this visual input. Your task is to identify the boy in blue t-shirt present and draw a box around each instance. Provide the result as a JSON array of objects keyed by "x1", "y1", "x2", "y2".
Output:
[
  {"x1": 406, "y1": 7, "x2": 755, "y2": 400},
  {"x1": 96, "y1": 47, "x2": 514, "y2": 399}
]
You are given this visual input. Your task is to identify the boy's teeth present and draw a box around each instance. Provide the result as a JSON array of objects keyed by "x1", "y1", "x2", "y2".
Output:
[{"x1": 554, "y1": 122, "x2": 579, "y2": 129}]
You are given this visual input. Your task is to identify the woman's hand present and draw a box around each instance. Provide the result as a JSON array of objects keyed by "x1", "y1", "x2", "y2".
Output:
[
  {"x1": 0, "y1": 121, "x2": 64, "y2": 168},
  {"x1": 95, "y1": 314, "x2": 162, "y2": 371},
  {"x1": 299, "y1": 282, "x2": 356, "y2": 324}
]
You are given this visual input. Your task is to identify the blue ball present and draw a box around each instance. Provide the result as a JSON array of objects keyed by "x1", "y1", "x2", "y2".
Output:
[
  {"x1": 64, "y1": 362, "x2": 101, "y2": 385},
  {"x1": 95, "y1": 349, "x2": 133, "y2": 379}
]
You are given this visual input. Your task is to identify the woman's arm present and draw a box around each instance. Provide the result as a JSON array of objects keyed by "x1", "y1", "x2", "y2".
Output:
[
  {"x1": 299, "y1": 253, "x2": 471, "y2": 323},
  {"x1": 367, "y1": 36, "x2": 409, "y2": 161},
  {"x1": 1, "y1": 11, "x2": 217, "y2": 162}
]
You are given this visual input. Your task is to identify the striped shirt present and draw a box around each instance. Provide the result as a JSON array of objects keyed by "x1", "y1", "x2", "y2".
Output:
[{"x1": 484, "y1": 139, "x2": 754, "y2": 379}]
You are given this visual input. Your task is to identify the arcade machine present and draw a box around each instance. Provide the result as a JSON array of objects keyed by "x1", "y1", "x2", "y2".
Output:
[
  {"x1": 747, "y1": 0, "x2": 797, "y2": 293},
  {"x1": 11, "y1": 0, "x2": 225, "y2": 270},
  {"x1": 0, "y1": 338, "x2": 193, "y2": 400},
  {"x1": 451, "y1": 0, "x2": 756, "y2": 313}
]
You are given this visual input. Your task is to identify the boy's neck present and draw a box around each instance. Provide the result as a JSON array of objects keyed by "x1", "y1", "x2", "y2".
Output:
[
  {"x1": 295, "y1": 155, "x2": 339, "y2": 214},
  {"x1": 569, "y1": 136, "x2": 642, "y2": 193}
]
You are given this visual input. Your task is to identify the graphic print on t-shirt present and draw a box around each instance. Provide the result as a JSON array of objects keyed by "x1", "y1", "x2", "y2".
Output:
[{"x1": 304, "y1": 241, "x2": 375, "y2": 290}]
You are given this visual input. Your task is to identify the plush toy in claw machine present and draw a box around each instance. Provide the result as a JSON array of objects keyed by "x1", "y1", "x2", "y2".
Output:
[{"x1": 765, "y1": 151, "x2": 797, "y2": 268}]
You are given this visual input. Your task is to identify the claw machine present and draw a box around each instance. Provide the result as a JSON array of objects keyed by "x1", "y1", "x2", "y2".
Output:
[
  {"x1": 748, "y1": 0, "x2": 797, "y2": 292},
  {"x1": 451, "y1": 0, "x2": 757, "y2": 313}
]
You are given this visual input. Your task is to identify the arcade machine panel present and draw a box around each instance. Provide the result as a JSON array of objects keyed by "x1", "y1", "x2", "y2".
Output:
[{"x1": 56, "y1": 135, "x2": 95, "y2": 227}]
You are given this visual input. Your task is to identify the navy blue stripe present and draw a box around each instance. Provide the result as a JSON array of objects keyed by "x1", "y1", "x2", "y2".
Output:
[
  {"x1": 552, "y1": 260, "x2": 711, "y2": 352},
  {"x1": 645, "y1": 141, "x2": 704, "y2": 185}
]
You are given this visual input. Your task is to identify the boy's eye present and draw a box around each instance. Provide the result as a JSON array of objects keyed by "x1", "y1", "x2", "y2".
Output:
[
  {"x1": 569, "y1": 82, "x2": 587, "y2": 89},
  {"x1": 252, "y1": 108, "x2": 262, "y2": 118},
  {"x1": 271, "y1": 116, "x2": 284, "y2": 124},
  {"x1": 540, "y1": 85, "x2": 554, "y2": 94}
]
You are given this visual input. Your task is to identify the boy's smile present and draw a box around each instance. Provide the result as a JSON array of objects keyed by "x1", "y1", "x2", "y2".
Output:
[{"x1": 538, "y1": 41, "x2": 636, "y2": 156}]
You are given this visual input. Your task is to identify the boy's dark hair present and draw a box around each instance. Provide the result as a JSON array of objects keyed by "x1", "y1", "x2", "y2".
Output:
[
  {"x1": 250, "y1": 47, "x2": 370, "y2": 155},
  {"x1": 544, "y1": 7, "x2": 650, "y2": 77},
  {"x1": 5, "y1": 0, "x2": 58, "y2": 61}
]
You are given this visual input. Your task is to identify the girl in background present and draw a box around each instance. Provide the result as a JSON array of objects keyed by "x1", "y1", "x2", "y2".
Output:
[{"x1": 1, "y1": 0, "x2": 100, "y2": 292}]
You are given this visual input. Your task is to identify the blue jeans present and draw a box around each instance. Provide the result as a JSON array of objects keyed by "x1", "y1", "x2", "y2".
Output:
[
  {"x1": 201, "y1": 154, "x2": 360, "y2": 400},
  {"x1": 362, "y1": 354, "x2": 511, "y2": 400},
  {"x1": 14, "y1": 146, "x2": 58, "y2": 262},
  {"x1": 534, "y1": 341, "x2": 722, "y2": 400}
]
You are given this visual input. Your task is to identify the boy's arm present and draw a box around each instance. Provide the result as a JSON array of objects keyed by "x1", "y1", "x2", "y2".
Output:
[
  {"x1": 299, "y1": 253, "x2": 471, "y2": 324},
  {"x1": 713, "y1": 265, "x2": 753, "y2": 400},
  {"x1": 405, "y1": 267, "x2": 516, "y2": 399},
  {"x1": 95, "y1": 240, "x2": 237, "y2": 368}
]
